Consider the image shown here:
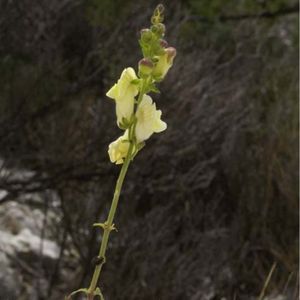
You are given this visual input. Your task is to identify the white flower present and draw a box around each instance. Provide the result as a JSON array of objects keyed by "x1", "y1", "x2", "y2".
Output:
[
  {"x1": 106, "y1": 68, "x2": 139, "y2": 125},
  {"x1": 135, "y1": 95, "x2": 167, "y2": 142},
  {"x1": 108, "y1": 130, "x2": 131, "y2": 164}
]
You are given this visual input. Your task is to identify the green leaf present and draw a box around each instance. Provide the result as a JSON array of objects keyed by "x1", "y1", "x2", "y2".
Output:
[
  {"x1": 131, "y1": 79, "x2": 140, "y2": 85},
  {"x1": 150, "y1": 84, "x2": 160, "y2": 94},
  {"x1": 152, "y1": 74, "x2": 163, "y2": 82},
  {"x1": 67, "y1": 288, "x2": 89, "y2": 299},
  {"x1": 95, "y1": 287, "x2": 105, "y2": 300},
  {"x1": 93, "y1": 222, "x2": 106, "y2": 229},
  {"x1": 118, "y1": 122, "x2": 127, "y2": 130},
  {"x1": 145, "y1": 82, "x2": 160, "y2": 94},
  {"x1": 137, "y1": 142, "x2": 145, "y2": 151},
  {"x1": 118, "y1": 117, "x2": 131, "y2": 130}
]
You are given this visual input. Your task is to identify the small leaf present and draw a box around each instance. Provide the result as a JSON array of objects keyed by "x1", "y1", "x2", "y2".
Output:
[
  {"x1": 94, "y1": 287, "x2": 105, "y2": 300},
  {"x1": 93, "y1": 222, "x2": 106, "y2": 229},
  {"x1": 118, "y1": 122, "x2": 127, "y2": 130},
  {"x1": 123, "y1": 117, "x2": 132, "y2": 126},
  {"x1": 145, "y1": 83, "x2": 160, "y2": 94},
  {"x1": 67, "y1": 288, "x2": 89, "y2": 299},
  {"x1": 150, "y1": 84, "x2": 160, "y2": 93},
  {"x1": 131, "y1": 79, "x2": 140, "y2": 85},
  {"x1": 152, "y1": 74, "x2": 163, "y2": 82},
  {"x1": 137, "y1": 142, "x2": 145, "y2": 151},
  {"x1": 118, "y1": 117, "x2": 131, "y2": 130}
]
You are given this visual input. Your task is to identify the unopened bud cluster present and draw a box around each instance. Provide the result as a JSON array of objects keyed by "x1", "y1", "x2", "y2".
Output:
[{"x1": 138, "y1": 5, "x2": 176, "y2": 81}]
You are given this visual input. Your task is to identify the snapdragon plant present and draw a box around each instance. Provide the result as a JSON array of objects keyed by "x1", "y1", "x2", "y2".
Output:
[{"x1": 67, "y1": 4, "x2": 176, "y2": 299}]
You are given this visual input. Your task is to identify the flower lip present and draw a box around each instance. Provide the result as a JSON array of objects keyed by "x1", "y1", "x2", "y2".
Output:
[
  {"x1": 135, "y1": 94, "x2": 167, "y2": 142},
  {"x1": 166, "y1": 47, "x2": 176, "y2": 59},
  {"x1": 159, "y1": 39, "x2": 168, "y2": 48},
  {"x1": 139, "y1": 58, "x2": 154, "y2": 68}
]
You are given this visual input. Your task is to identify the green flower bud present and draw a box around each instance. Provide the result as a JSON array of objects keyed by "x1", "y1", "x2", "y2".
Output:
[
  {"x1": 151, "y1": 23, "x2": 165, "y2": 37},
  {"x1": 140, "y1": 28, "x2": 153, "y2": 43},
  {"x1": 156, "y1": 4, "x2": 164, "y2": 14},
  {"x1": 138, "y1": 58, "x2": 154, "y2": 77},
  {"x1": 151, "y1": 4, "x2": 164, "y2": 24}
]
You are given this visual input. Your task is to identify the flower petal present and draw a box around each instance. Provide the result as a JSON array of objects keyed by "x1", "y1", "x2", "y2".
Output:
[
  {"x1": 135, "y1": 95, "x2": 167, "y2": 142},
  {"x1": 108, "y1": 130, "x2": 130, "y2": 164},
  {"x1": 106, "y1": 68, "x2": 139, "y2": 125},
  {"x1": 106, "y1": 83, "x2": 118, "y2": 99}
]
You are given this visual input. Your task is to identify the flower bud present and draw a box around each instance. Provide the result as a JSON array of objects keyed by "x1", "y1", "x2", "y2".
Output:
[
  {"x1": 165, "y1": 47, "x2": 177, "y2": 60},
  {"x1": 159, "y1": 39, "x2": 168, "y2": 48},
  {"x1": 138, "y1": 58, "x2": 154, "y2": 77},
  {"x1": 140, "y1": 28, "x2": 153, "y2": 43},
  {"x1": 152, "y1": 47, "x2": 176, "y2": 80},
  {"x1": 151, "y1": 4, "x2": 164, "y2": 24},
  {"x1": 156, "y1": 4, "x2": 164, "y2": 14},
  {"x1": 151, "y1": 23, "x2": 165, "y2": 37}
]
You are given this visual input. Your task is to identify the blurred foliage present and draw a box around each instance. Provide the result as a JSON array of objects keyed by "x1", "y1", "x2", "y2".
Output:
[{"x1": 85, "y1": 0, "x2": 132, "y2": 27}]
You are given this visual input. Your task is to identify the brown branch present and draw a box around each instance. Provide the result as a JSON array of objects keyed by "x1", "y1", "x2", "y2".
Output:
[{"x1": 0, "y1": 162, "x2": 112, "y2": 205}]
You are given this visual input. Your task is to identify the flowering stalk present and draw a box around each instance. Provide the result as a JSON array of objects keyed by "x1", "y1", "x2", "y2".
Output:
[{"x1": 67, "y1": 4, "x2": 176, "y2": 299}]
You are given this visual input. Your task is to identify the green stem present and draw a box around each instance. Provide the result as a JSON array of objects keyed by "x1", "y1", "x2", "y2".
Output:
[{"x1": 87, "y1": 142, "x2": 134, "y2": 294}]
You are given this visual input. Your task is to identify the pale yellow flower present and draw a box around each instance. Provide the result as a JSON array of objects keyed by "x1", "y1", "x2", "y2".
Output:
[
  {"x1": 108, "y1": 130, "x2": 130, "y2": 164},
  {"x1": 106, "y1": 68, "x2": 139, "y2": 125},
  {"x1": 152, "y1": 47, "x2": 176, "y2": 80},
  {"x1": 135, "y1": 95, "x2": 167, "y2": 142}
]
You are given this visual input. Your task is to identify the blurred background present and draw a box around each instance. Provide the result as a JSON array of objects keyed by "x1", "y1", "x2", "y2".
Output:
[{"x1": 0, "y1": 0, "x2": 298, "y2": 299}]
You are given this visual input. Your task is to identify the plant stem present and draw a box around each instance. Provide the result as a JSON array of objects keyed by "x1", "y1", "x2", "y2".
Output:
[{"x1": 87, "y1": 141, "x2": 134, "y2": 294}]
